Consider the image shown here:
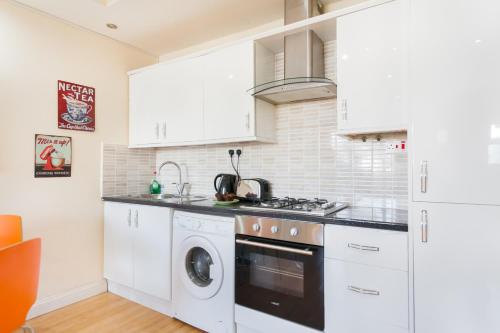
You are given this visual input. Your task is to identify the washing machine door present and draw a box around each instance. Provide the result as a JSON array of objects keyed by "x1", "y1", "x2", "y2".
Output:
[{"x1": 179, "y1": 235, "x2": 224, "y2": 300}]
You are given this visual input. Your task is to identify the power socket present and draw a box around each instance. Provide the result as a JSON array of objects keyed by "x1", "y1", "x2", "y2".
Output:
[{"x1": 385, "y1": 141, "x2": 406, "y2": 152}]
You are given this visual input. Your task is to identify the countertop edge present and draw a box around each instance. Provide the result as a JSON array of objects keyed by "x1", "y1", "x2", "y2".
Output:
[{"x1": 101, "y1": 196, "x2": 408, "y2": 232}]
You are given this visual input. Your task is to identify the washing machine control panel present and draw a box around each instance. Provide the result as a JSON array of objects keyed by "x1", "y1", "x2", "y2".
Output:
[{"x1": 174, "y1": 212, "x2": 234, "y2": 236}]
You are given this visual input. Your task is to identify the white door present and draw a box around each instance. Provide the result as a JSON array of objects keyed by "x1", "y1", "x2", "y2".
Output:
[
  {"x1": 133, "y1": 205, "x2": 172, "y2": 301},
  {"x1": 413, "y1": 202, "x2": 500, "y2": 333},
  {"x1": 410, "y1": 0, "x2": 500, "y2": 205},
  {"x1": 129, "y1": 69, "x2": 162, "y2": 145},
  {"x1": 337, "y1": 0, "x2": 407, "y2": 134},
  {"x1": 104, "y1": 202, "x2": 134, "y2": 288},
  {"x1": 157, "y1": 57, "x2": 204, "y2": 143},
  {"x1": 203, "y1": 41, "x2": 255, "y2": 140}
]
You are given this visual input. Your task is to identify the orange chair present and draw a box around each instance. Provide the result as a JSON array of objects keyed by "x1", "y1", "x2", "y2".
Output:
[
  {"x1": 0, "y1": 215, "x2": 22, "y2": 248},
  {"x1": 0, "y1": 238, "x2": 41, "y2": 333}
]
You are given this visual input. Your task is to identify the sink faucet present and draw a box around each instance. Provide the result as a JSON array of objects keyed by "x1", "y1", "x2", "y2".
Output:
[{"x1": 158, "y1": 161, "x2": 188, "y2": 196}]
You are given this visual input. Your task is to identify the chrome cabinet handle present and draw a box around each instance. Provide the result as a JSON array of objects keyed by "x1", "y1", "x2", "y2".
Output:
[
  {"x1": 127, "y1": 209, "x2": 132, "y2": 227},
  {"x1": 162, "y1": 121, "x2": 167, "y2": 139},
  {"x1": 348, "y1": 243, "x2": 380, "y2": 252},
  {"x1": 236, "y1": 239, "x2": 313, "y2": 256},
  {"x1": 245, "y1": 113, "x2": 250, "y2": 130},
  {"x1": 341, "y1": 99, "x2": 348, "y2": 121},
  {"x1": 134, "y1": 210, "x2": 139, "y2": 228},
  {"x1": 421, "y1": 209, "x2": 428, "y2": 243},
  {"x1": 348, "y1": 285, "x2": 380, "y2": 296},
  {"x1": 420, "y1": 160, "x2": 428, "y2": 193},
  {"x1": 155, "y1": 123, "x2": 160, "y2": 140}
]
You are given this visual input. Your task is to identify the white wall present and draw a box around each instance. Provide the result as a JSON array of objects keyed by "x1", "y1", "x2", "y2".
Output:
[
  {"x1": 158, "y1": 19, "x2": 282, "y2": 62},
  {"x1": 0, "y1": 0, "x2": 156, "y2": 301}
]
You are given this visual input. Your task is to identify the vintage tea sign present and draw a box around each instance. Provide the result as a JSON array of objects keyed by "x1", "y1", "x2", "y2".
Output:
[{"x1": 58, "y1": 80, "x2": 95, "y2": 132}]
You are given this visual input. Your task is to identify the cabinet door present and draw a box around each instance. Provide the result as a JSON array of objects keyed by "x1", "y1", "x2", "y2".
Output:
[
  {"x1": 133, "y1": 205, "x2": 172, "y2": 301},
  {"x1": 129, "y1": 70, "x2": 162, "y2": 145},
  {"x1": 104, "y1": 202, "x2": 134, "y2": 288},
  {"x1": 413, "y1": 203, "x2": 500, "y2": 333},
  {"x1": 157, "y1": 57, "x2": 204, "y2": 143},
  {"x1": 325, "y1": 224, "x2": 408, "y2": 271},
  {"x1": 337, "y1": 0, "x2": 407, "y2": 134},
  {"x1": 203, "y1": 41, "x2": 255, "y2": 140},
  {"x1": 411, "y1": 0, "x2": 500, "y2": 205},
  {"x1": 325, "y1": 259, "x2": 408, "y2": 333}
]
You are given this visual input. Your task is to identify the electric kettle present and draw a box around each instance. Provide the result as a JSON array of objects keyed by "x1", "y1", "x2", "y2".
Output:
[{"x1": 214, "y1": 174, "x2": 237, "y2": 195}]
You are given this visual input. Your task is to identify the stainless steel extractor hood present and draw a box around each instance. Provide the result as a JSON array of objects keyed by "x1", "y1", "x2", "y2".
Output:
[{"x1": 248, "y1": 0, "x2": 337, "y2": 105}]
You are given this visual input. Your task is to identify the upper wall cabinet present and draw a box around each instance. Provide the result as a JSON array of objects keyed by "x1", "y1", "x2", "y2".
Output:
[
  {"x1": 129, "y1": 41, "x2": 276, "y2": 148},
  {"x1": 129, "y1": 57, "x2": 204, "y2": 146},
  {"x1": 336, "y1": 0, "x2": 408, "y2": 135},
  {"x1": 203, "y1": 42, "x2": 255, "y2": 141},
  {"x1": 129, "y1": 68, "x2": 164, "y2": 146},
  {"x1": 410, "y1": 0, "x2": 500, "y2": 205}
]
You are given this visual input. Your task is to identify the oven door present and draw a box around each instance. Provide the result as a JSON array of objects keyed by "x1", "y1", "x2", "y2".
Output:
[{"x1": 235, "y1": 235, "x2": 324, "y2": 330}]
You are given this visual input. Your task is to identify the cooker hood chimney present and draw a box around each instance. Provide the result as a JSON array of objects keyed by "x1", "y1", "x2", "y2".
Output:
[{"x1": 249, "y1": 0, "x2": 337, "y2": 105}]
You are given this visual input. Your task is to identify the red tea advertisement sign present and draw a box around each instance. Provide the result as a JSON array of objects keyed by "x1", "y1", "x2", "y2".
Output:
[
  {"x1": 58, "y1": 80, "x2": 95, "y2": 132},
  {"x1": 34, "y1": 134, "x2": 72, "y2": 178}
]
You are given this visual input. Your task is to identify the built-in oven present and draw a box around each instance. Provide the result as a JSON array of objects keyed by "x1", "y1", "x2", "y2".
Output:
[{"x1": 235, "y1": 215, "x2": 324, "y2": 331}]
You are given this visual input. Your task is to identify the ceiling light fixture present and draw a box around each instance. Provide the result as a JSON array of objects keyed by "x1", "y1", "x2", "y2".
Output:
[{"x1": 106, "y1": 23, "x2": 118, "y2": 29}]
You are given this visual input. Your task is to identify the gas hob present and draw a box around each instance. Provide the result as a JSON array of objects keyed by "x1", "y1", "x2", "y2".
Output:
[{"x1": 240, "y1": 197, "x2": 348, "y2": 216}]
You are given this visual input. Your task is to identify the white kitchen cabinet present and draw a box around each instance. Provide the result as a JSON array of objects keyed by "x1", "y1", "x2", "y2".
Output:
[
  {"x1": 412, "y1": 202, "x2": 500, "y2": 333},
  {"x1": 336, "y1": 0, "x2": 408, "y2": 134},
  {"x1": 129, "y1": 69, "x2": 163, "y2": 145},
  {"x1": 129, "y1": 57, "x2": 204, "y2": 146},
  {"x1": 203, "y1": 41, "x2": 255, "y2": 140},
  {"x1": 410, "y1": 0, "x2": 500, "y2": 205},
  {"x1": 325, "y1": 224, "x2": 408, "y2": 271},
  {"x1": 103, "y1": 202, "x2": 134, "y2": 288},
  {"x1": 128, "y1": 41, "x2": 275, "y2": 148},
  {"x1": 104, "y1": 202, "x2": 172, "y2": 301},
  {"x1": 325, "y1": 260, "x2": 408, "y2": 333},
  {"x1": 157, "y1": 57, "x2": 204, "y2": 144},
  {"x1": 324, "y1": 224, "x2": 408, "y2": 333}
]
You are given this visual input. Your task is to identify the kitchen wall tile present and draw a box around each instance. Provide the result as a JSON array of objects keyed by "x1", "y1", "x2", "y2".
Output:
[{"x1": 101, "y1": 144, "x2": 156, "y2": 197}]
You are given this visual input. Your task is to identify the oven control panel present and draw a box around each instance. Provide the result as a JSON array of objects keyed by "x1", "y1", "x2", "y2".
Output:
[{"x1": 235, "y1": 215, "x2": 323, "y2": 246}]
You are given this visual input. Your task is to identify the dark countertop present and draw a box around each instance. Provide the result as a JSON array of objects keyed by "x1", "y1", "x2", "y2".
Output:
[{"x1": 102, "y1": 195, "x2": 408, "y2": 232}]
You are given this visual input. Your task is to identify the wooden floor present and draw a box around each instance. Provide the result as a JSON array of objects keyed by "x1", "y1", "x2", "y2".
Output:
[{"x1": 27, "y1": 293, "x2": 203, "y2": 333}]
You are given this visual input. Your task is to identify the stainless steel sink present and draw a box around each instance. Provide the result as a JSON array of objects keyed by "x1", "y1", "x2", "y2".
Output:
[
  {"x1": 174, "y1": 195, "x2": 207, "y2": 202},
  {"x1": 131, "y1": 193, "x2": 207, "y2": 202},
  {"x1": 136, "y1": 193, "x2": 176, "y2": 200}
]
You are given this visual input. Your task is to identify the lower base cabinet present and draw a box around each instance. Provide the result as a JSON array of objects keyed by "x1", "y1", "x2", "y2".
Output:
[
  {"x1": 325, "y1": 260, "x2": 408, "y2": 333},
  {"x1": 324, "y1": 225, "x2": 409, "y2": 333},
  {"x1": 104, "y1": 202, "x2": 173, "y2": 301},
  {"x1": 412, "y1": 202, "x2": 500, "y2": 333}
]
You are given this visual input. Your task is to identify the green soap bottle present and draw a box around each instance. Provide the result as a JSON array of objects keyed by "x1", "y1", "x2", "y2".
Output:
[{"x1": 149, "y1": 171, "x2": 161, "y2": 194}]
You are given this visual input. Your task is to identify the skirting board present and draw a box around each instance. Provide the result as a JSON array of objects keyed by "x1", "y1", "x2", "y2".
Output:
[
  {"x1": 107, "y1": 280, "x2": 174, "y2": 317},
  {"x1": 235, "y1": 305, "x2": 323, "y2": 333},
  {"x1": 27, "y1": 279, "x2": 108, "y2": 319}
]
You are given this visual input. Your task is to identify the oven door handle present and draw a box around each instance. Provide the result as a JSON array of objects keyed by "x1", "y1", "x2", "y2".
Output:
[{"x1": 236, "y1": 239, "x2": 314, "y2": 256}]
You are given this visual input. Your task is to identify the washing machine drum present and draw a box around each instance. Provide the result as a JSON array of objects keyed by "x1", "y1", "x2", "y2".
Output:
[{"x1": 179, "y1": 236, "x2": 224, "y2": 300}]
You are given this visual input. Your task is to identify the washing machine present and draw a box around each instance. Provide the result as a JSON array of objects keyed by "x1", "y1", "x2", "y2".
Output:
[{"x1": 173, "y1": 210, "x2": 235, "y2": 333}]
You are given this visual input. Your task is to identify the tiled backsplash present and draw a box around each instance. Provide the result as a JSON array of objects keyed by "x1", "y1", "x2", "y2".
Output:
[
  {"x1": 101, "y1": 144, "x2": 156, "y2": 197},
  {"x1": 102, "y1": 40, "x2": 408, "y2": 210},
  {"x1": 155, "y1": 102, "x2": 407, "y2": 210}
]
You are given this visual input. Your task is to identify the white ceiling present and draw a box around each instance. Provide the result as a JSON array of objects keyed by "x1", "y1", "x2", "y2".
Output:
[{"x1": 14, "y1": 0, "x2": 284, "y2": 56}]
